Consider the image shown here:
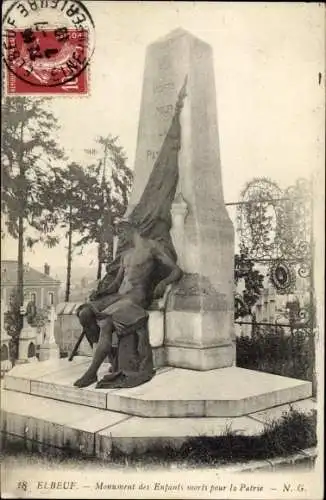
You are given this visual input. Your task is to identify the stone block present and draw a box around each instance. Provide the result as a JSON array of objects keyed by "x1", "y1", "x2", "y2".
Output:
[
  {"x1": 30, "y1": 380, "x2": 107, "y2": 409},
  {"x1": 148, "y1": 310, "x2": 165, "y2": 347},
  {"x1": 249, "y1": 398, "x2": 316, "y2": 424},
  {"x1": 166, "y1": 309, "x2": 233, "y2": 348},
  {"x1": 1, "y1": 390, "x2": 130, "y2": 456},
  {"x1": 38, "y1": 343, "x2": 60, "y2": 361},
  {"x1": 166, "y1": 344, "x2": 235, "y2": 370},
  {"x1": 104, "y1": 367, "x2": 312, "y2": 417},
  {"x1": 152, "y1": 346, "x2": 166, "y2": 367},
  {"x1": 0, "y1": 360, "x2": 12, "y2": 376},
  {"x1": 3, "y1": 355, "x2": 312, "y2": 421},
  {"x1": 1, "y1": 411, "x2": 27, "y2": 438},
  {"x1": 96, "y1": 414, "x2": 264, "y2": 456},
  {"x1": 105, "y1": 392, "x2": 205, "y2": 417},
  {"x1": 3, "y1": 358, "x2": 88, "y2": 392},
  {"x1": 3, "y1": 375, "x2": 31, "y2": 394}
]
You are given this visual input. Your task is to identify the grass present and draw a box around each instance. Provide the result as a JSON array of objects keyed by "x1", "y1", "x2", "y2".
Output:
[{"x1": 1, "y1": 408, "x2": 317, "y2": 468}]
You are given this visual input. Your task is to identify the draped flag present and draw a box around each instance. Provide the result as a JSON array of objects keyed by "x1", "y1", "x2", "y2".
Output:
[{"x1": 97, "y1": 76, "x2": 188, "y2": 293}]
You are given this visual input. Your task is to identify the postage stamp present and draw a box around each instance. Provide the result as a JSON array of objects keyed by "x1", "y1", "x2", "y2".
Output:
[{"x1": 2, "y1": 0, "x2": 95, "y2": 95}]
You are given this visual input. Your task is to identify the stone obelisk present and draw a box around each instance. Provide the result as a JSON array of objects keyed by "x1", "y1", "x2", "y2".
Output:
[{"x1": 128, "y1": 28, "x2": 235, "y2": 370}]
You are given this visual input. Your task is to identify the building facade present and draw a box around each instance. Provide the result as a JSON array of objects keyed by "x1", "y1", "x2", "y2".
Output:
[{"x1": 1, "y1": 260, "x2": 61, "y2": 309}]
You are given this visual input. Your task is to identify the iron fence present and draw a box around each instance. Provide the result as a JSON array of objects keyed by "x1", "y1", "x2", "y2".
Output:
[{"x1": 226, "y1": 177, "x2": 316, "y2": 390}]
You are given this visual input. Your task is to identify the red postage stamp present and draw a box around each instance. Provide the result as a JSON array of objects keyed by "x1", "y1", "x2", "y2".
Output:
[
  {"x1": 2, "y1": 0, "x2": 95, "y2": 95},
  {"x1": 5, "y1": 28, "x2": 89, "y2": 95}
]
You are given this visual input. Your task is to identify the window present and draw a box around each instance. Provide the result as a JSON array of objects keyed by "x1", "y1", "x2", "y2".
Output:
[
  {"x1": 48, "y1": 292, "x2": 54, "y2": 306},
  {"x1": 30, "y1": 292, "x2": 36, "y2": 303}
]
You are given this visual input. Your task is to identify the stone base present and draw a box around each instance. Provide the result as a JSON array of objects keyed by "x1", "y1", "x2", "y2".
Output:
[
  {"x1": 38, "y1": 343, "x2": 60, "y2": 362},
  {"x1": 166, "y1": 344, "x2": 235, "y2": 370},
  {"x1": 1, "y1": 388, "x2": 315, "y2": 458},
  {"x1": 1, "y1": 358, "x2": 314, "y2": 456},
  {"x1": 3, "y1": 359, "x2": 312, "y2": 418},
  {"x1": 165, "y1": 277, "x2": 236, "y2": 370}
]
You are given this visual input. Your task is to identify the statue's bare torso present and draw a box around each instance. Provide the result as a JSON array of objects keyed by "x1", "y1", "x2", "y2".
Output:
[{"x1": 117, "y1": 240, "x2": 159, "y2": 306}]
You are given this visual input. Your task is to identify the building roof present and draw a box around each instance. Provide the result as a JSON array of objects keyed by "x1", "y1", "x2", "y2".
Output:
[{"x1": 1, "y1": 260, "x2": 61, "y2": 287}]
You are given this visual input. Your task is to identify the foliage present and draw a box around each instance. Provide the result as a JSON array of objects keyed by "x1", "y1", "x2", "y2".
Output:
[
  {"x1": 1, "y1": 96, "x2": 65, "y2": 247},
  {"x1": 82, "y1": 135, "x2": 133, "y2": 266},
  {"x1": 4, "y1": 290, "x2": 21, "y2": 338},
  {"x1": 236, "y1": 326, "x2": 313, "y2": 381},
  {"x1": 234, "y1": 248, "x2": 264, "y2": 319},
  {"x1": 45, "y1": 162, "x2": 91, "y2": 233},
  {"x1": 44, "y1": 137, "x2": 133, "y2": 282},
  {"x1": 1, "y1": 96, "x2": 64, "y2": 358},
  {"x1": 43, "y1": 161, "x2": 101, "y2": 299},
  {"x1": 3, "y1": 289, "x2": 21, "y2": 363},
  {"x1": 80, "y1": 135, "x2": 133, "y2": 279},
  {"x1": 28, "y1": 307, "x2": 48, "y2": 331}
]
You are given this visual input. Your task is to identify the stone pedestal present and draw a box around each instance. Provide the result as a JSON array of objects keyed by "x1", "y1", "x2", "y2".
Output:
[
  {"x1": 39, "y1": 306, "x2": 60, "y2": 362},
  {"x1": 16, "y1": 318, "x2": 38, "y2": 365},
  {"x1": 38, "y1": 342, "x2": 60, "y2": 361},
  {"x1": 127, "y1": 28, "x2": 235, "y2": 370}
]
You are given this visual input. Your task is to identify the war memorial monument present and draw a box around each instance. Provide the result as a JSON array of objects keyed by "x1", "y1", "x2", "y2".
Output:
[{"x1": 2, "y1": 29, "x2": 312, "y2": 456}]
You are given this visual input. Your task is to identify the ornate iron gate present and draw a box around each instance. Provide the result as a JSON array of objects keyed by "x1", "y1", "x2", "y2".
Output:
[{"x1": 226, "y1": 177, "x2": 316, "y2": 389}]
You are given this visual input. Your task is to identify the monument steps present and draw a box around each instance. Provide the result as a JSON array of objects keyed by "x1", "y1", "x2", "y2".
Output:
[
  {"x1": 1, "y1": 379, "x2": 315, "y2": 458},
  {"x1": 3, "y1": 358, "x2": 311, "y2": 418}
]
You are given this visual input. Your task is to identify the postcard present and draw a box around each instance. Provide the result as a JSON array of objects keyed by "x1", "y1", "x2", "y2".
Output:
[{"x1": 1, "y1": 1, "x2": 324, "y2": 499}]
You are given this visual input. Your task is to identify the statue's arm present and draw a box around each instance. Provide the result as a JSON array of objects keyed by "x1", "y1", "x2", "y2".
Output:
[
  {"x1": 104, "y1": 264, "x2": 125, "y2": 294},
  {"x1": 152, "y1": 243, "x2": 183, "y2": 298},
  {"x1": 90, "y1": 260, "x2": 125, "y2": 299}
]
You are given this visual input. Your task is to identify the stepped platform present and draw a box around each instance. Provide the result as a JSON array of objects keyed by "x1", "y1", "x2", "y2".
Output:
[{"x1": 1, "y1": 358, "x2": 313, "y2": 457}]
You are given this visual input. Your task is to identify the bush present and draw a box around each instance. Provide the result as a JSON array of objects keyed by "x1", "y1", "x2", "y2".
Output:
[{"x1": 236, "y1": 326, "x2": 313, "y2": 381}]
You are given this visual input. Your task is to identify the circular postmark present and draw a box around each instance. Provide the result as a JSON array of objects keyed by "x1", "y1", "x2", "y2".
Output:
[{"x1": 2, "y1": 0, "x2": 95, "y2": 87}]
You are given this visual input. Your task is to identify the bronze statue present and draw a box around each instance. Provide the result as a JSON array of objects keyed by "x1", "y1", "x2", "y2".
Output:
[{"x1": 74, "y1": 221, "x2": 182, "y2": 388}]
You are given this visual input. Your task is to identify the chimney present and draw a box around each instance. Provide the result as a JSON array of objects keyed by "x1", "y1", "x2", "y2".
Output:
[{"x1": 44, "y1": 263, "x2": 50, "y2": 276}]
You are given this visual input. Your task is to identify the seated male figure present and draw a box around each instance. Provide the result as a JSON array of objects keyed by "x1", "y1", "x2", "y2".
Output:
[{"x1": 74, "y1": 223, "x2": 182, "y2": 388}]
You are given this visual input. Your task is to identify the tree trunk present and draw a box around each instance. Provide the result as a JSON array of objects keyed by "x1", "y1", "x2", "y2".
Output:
[
  {"x1": 14, "y1": 214, "x2": 24, "y2": 364},
  {"x1": 97, "y1": 242, "x2": 102, "y2": 280},
  {"x1": 14, "y1": 119, "x2": 25, "y2": 363},
  {"x1": 65, "y1": 205, "x2": 73, "y2": 302}
]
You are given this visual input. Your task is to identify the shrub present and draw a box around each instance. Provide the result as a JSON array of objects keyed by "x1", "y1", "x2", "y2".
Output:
[{"x1": 236, "y1": 326, "x2": 313, "y2": 380}]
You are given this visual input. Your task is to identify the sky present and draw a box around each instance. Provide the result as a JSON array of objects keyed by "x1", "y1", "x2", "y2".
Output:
[{"x1": 2, "y1": 1, "x2": 325, "y2": 276}]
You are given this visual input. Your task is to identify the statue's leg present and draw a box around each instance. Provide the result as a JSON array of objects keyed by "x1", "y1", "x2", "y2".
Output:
[
  {"x1": 137, "y1": 320, "x2": 154, "y2": 374},
  {"x1": 78, "y1": 305, "x2": 100, "y2": 347},
  {"x1": 74, "y1": 317, "x2": 113, "y2": 388}
]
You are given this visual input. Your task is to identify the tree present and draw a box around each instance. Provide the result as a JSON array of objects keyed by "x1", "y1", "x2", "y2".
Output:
[
  {"x1": 1, "y1": 97, "x2": 64, "y2": 357},
  {"x1": 47, "y1": 162, "x2": 98, "y2": 301},
  {"x1": 234, "y1": 248, "x2": 264, "y2": 321},
  {"x1": 82, "y1": 135, "x2": 133, "y2": 279},
  {"x1": 45, "y1": 143, "x2": 132, "y2": 298}
]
